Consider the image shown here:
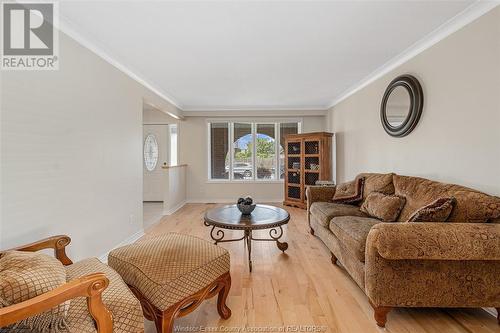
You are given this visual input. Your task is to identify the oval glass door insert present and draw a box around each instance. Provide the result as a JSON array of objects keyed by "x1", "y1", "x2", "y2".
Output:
[{"x1": 144, "y1": 134, "x2": 159, "y2": 171}]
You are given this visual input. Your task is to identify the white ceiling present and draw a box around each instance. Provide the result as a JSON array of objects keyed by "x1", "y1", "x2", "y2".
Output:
[{"x1": 59, "y1": 1, "x2": 480, "y2": 111}]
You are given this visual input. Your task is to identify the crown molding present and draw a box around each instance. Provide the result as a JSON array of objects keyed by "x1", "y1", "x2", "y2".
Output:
[
  {"x1": 327, "y1": 1, "x2": 499, "y2": 109},
  {"x1": 55, "y1": 14, "x2": 185, "y2": 114},
  {"x1": 182, "y1": 105, "x2": 329, "y2": 112},
  {"x1": 183, "y1": 108, "x2": 328, "y2": 117}
]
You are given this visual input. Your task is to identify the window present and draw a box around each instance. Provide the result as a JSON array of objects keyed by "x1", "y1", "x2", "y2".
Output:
[
  {"x1": 169, "y1": 124, "x2": 178, "y2": 166},
  {"x1": 233, "y1": 123, "x2": 252, "y2": 179},
  {"x1": 256, "y1": 124, "x2": 276, "y2": 180},
  {"x1": 210, "y1": 123, "x2": 229, "y2": 179},
  {"x1": 208, "y1": 120, "x2": 300, "y2": 181}
]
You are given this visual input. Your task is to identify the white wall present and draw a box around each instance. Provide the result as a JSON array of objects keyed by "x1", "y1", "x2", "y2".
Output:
[
  {"x1": 329, "y1": 7, "x2": 500, "y2": 196},
  {"x1": 180, "y1": 116, "x2": 326, "y2": 202},
  {"x1": 162, "y1": 166, "x2": 187, "y2": 215},
  {"x1": 1, "y1": 32, "x2": 178, "y2": 259}
]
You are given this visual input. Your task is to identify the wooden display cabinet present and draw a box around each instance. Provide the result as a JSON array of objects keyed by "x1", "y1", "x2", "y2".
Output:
[{"x1": 283, "y1": 132, "x2": 333, "y2": 209}]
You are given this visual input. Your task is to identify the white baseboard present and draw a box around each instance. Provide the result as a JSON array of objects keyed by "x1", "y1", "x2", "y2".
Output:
[
  {"x1": 484, "y1": 307, "x2": 497, "y2": 318},
  {"x1": 163, "y1": 200, "x2": 187, "y2": 215},
  {"x1": 98, "y1": 229, "x2": 145, "y2": 263}
]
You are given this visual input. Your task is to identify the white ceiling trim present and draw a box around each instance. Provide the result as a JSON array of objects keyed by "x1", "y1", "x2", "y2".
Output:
[
  {"x1": 56, "y1": 14, "x2": 184, "y2": 112},
  {"x1": 183, "y1": 109, "x2": 328, "y2": 117},
  {"x1": 182, "y1": 105, "x2": 328, "y2": 112},
  {"x1": 327, "y1": 1, "x2": 499, "y2": 110}
]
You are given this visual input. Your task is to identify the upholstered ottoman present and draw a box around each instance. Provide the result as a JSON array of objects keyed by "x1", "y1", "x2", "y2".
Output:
[{"x1": 107, "y1": 233, "x2": 231, "y2": 333}]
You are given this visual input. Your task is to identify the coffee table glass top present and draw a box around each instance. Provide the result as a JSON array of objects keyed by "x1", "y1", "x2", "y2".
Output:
[{"x1": 204, "y1": 204, "x2": 290, "y2": 230}]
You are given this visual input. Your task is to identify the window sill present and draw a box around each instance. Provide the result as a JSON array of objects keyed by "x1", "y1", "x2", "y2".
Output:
[{"x1": 206, "y1": 180, "x2": 284, "y2": 184}]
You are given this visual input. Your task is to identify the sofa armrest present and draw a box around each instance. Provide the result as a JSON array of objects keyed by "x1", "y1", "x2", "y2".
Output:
[
  {"x1": 367, "y1": 222, "x2": 500, "y2": 261},
  {"x1": 7, "y1": 235, "x2": 73, "y2": 266},
  {"x1": 0, "y1": 273, "x2": 113, "y2": 333},
  {"x1": 306, "y1": 185, "x2": 336, "y2": 209}
]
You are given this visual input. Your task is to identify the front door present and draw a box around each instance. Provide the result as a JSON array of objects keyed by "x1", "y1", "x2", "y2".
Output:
[{"x1": 143, "y1": 124, "x2": 168, "y2": 201}]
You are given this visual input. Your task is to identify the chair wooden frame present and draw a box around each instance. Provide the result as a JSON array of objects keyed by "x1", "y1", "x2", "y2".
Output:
[{"x1": 0, "y1": 235, "x2": 114, "y2": 333}]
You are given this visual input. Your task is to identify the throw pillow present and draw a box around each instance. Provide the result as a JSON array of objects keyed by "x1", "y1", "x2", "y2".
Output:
[
  {"x1": 0, "y1": 251, "x2": 70, "y2": 332},
  {"x1": 332, "y1": 177, "x2": 365, "y2": 204},
  {"x1": 407, "y1": 197, "x2": 457, "y2": 222},
  {"x1": 360, "y1": 192, "x2": 406, "y2": 222}
]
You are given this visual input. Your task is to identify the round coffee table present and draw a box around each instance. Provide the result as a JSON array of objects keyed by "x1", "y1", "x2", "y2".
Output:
[{"x1": 204, "y1": 204, "x2": 290, "y2": 272}]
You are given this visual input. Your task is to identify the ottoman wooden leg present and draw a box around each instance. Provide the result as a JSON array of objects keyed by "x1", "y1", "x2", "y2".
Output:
[{"x1": 128, "y1": 272, "x2": 232, "y2": 333}]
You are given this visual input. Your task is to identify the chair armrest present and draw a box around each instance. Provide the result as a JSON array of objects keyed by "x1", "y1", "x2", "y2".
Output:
[
  {"x1": 8, "y1": 235, "x2": 73, "y2": 265},
  {"x1": 306, "y1": 185, "x2": 336, "y2": 209},
  {"x1": 0, "y1": 273, "x2": 113, "y2": 333},
  {"x1": 367, "y1": 222, "x2": 500, "y2": 260}
]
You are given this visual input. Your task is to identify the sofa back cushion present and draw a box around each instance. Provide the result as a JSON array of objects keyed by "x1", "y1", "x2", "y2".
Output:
[
  {"x1": 356, "y1": 173, "x2": 395, "y2": 201},
  {"x1": 394, "y1": 175, "x2": 500, "y2": 223}
]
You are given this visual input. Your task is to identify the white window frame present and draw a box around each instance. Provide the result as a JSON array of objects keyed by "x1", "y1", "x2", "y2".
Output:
[
  {"x1": 207, "y1": 118, "x2": 302, "y2": 183},
  {"x1": 168, "y1": 124, "x2": 178, "y2": 166}
]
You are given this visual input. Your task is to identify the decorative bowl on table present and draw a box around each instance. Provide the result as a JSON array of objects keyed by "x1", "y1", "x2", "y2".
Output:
[{"x1": 237, "y1": 196, "x2": 256, "y2": 215}]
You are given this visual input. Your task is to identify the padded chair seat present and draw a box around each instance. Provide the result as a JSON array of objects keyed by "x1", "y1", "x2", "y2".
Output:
[
  {"x1": 329, "y1": 216, "x2": 381, "y2": 262},
  {"x1": 310, "y1": 202, "x2": 368, "y2": 227},
  {"x1": 107, "y1": 233, "x2": 230, "y2": 311},
  {"x1": 65, "y1": 258, "x2": 144, "y2": 333}
]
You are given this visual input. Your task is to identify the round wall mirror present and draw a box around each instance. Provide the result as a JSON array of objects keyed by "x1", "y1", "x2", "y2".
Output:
[{"x1": 380, "y1": 74, "x2": 423, "y2": 137}]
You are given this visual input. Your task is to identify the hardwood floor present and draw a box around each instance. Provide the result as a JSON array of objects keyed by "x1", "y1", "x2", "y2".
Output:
[{"x1": 142, "y1": 203, "x2": 499, "y2": 333}]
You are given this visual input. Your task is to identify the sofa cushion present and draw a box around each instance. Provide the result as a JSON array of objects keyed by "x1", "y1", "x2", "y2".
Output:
[
  {"x1": 0, "y1": 251, "x2": 70, "y2": 332},
  {"x1": 310, "y1": 202, "x2": 368, "y2": 227},
  {"x1": 361, "y1": 192, "x2": 406, "y2": 222},
  {"x1": 65, "y1": 258, "x2": 144, "y2": 333},
  {"x1": 394, "y1": 175, "x2": 500, "y2": 223},
  {"x1": 329, "y1": 216, "x2": 381, "y2": 262},
  {"x1": 332, "y1": 177, "x2": 365, "y2": 204},
  {"x1": 407, "y1": 197, "x2": 456, "y2": 222},
  {"x1": 357, "y1": 173, "x2": 395, "y2": 201}
]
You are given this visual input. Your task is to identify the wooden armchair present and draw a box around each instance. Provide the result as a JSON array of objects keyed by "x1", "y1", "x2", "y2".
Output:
[{"x1": 0, "y1": 235, "x2": 113, "y2": 332}]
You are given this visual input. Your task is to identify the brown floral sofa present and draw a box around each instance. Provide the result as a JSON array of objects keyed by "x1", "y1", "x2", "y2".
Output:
[{"x1": 306, "y1": 173, "x2": 500, "y2": 327}]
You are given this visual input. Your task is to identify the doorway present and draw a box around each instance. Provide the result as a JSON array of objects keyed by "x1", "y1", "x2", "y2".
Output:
[{"x1": 143, "y1": 124, "x2": 168, "y2": 202}]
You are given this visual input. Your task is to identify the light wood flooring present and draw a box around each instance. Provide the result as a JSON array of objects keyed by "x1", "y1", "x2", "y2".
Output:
[{"x1": 142, "y1": 203, "x2": 499, "y2": 333}]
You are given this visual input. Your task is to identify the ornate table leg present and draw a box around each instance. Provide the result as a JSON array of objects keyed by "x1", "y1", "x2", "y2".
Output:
[
  {"x1": 270, "y1": 226, "x2": 288, "y2": 252},
  {"x1": 245, "y1": 230, "x2": 252, "y2": 272},
  {"x1": 250, "y1": 226, "x2": 288, "y2": 253},
  {"x1": 205, "y1": 223, "x2": 245, "y2": 245}
]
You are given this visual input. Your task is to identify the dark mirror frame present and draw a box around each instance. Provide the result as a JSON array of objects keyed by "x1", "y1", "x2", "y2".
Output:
[{"x1": 380, "y1": 74, "x2": 423, "y2": 137}]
